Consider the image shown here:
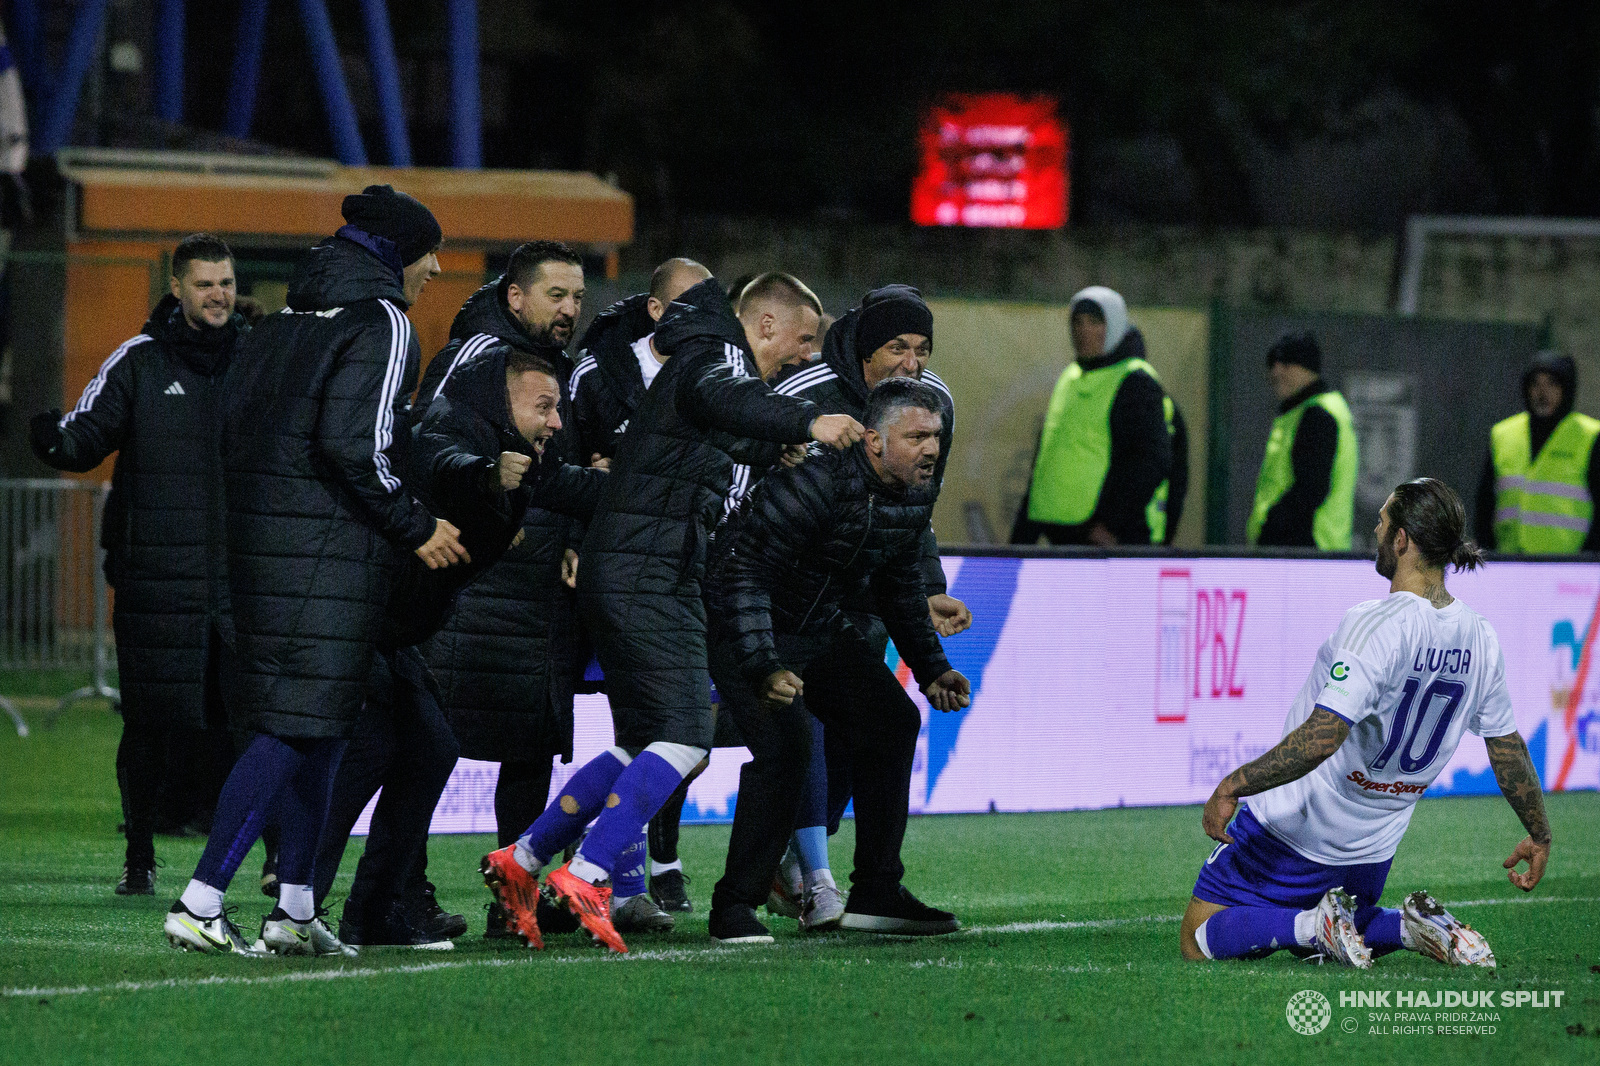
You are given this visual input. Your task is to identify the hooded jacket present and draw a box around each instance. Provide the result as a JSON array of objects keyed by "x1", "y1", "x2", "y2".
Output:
[
  {"x1": 34, "y1": 295, "x2": 246, "y2": 727},
  {"x1": 772, "y1": 285, "x2": 952, "y2": 597},
  {"x1": 1009, "y1": 286, "x2": 1176, "y2": 545},
  {"x1": 707, "y1": 444, "x2": 951, "y2": 690},
  {"x1": 412, "y1": 275, "x2": 594, "y2": 759},
  {"x1": 222, "y1": 235, "x2": 435, "y2": 738},
  {"x1": 569, "y1": 292, "x2": 656, "y2": 463},
  {"x1": 1474, "y1": 350, "x2": 1600, "y2": 550},
  {"x1": 412, "y1": 346, "x2": 605, "y2": 759}
]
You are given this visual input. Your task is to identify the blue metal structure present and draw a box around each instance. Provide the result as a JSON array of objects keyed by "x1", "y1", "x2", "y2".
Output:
[
  {"x1": 223, "y1": 0, "x2": 269, "y2": 139},
  {"x1": 12, "y1": 0, "x2": 483, "y2": 168}
]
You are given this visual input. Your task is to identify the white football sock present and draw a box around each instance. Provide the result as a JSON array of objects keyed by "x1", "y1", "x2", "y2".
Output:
[
  {"x1": 1193, "y1": 918, "x2": 1214, "y2": 959},
  {"x1": 1399, "y1": 917, "x2": 1418, "y2": 951},
  {"x1": 180, "y1": 879, "x2": 224, "y2": 919},
  {"x1": 513, "y1": 842, "x2": 543, "y2": 873},
  {"x1": 650, "y1": 858, "x2": 683, "y2": 876},
  {"x1": 1293, "y1": 908, "x2": 1318, "y2": 947},
  {"x1": 278, "y1": 883, "x2": 314, "y2": 922},
  {"x1": 805, "y1": 868, "x2": 836, "y2": 892},
  {"x1": 568, "y1": 855, "x2": 609, "y2": 884}
]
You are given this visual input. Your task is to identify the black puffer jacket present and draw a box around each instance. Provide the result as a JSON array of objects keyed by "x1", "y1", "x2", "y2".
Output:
[
  {"x1": 707, "y1": 444, "x2": 951, "y2": 688},
  {"x1": 578, "y1": 277, "x2": 820, "y2": 601},
  {"x1": 34, "y1": 295, "x2": 246, "y2": 728},
  {"x1": 570, "y1": 292, "x2": 654, "y2": 462},
  {"x1": 222, "y1": 236, "x2": 436, "y2": 739},
  {"x1": 413, "y1": 346, "x2": 605, "y2": 760},
  {"x1": 772, "y1": 286, "x2": 952, "y2": 597}
]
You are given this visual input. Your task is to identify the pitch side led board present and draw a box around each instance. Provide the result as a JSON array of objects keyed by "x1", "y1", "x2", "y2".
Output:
[{"x1": 911, "y1": 93, "x2": 1068, "y2": 229}]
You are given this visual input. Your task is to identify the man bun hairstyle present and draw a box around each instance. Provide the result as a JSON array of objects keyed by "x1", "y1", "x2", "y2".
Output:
[
  {"x1": 865, "y1": 376, "x2": 944, "y2": 434},
  {"x1": 735, "y1": 272, "x2": 823, "y2": 319},
  {"x1": 1388, "y1": 477, "x2": 1486, "y2": 572},
  {"x1": 507, "y1": 240, "x2": 582, "y2": 293},
  {"x1": 172, "y1": 233, "x2": 234, "y2": 278}
]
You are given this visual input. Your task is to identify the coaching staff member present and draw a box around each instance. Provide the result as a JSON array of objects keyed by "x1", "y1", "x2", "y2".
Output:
[
  {"x1": 162, "y1": 185, "x2": 467, "y2": 956},
  {"x1": 481, "y1": 274, "x2": 861, "y2": 953},
  {"x1": 706, "y1": 377, "x2": 970, "y2": 942},
  {"x1": 1246, "y1": 332, "x2": 1358, "y2": 549},
  {"x1": 31, "y1": 234, "x2": 248, "y2": 897}
]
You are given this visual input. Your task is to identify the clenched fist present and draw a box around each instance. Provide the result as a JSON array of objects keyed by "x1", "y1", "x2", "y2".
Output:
[
  {"x1": 809, "y1": 414, "x2": 864, "y2": 450},
  {"x1": 498, "y1": 451, "x2": 533, "y2": 490}
]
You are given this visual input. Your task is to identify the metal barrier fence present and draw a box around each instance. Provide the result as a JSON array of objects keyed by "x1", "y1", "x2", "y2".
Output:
[{"x1": 0, "y1": 479, "x2": 119, "y2": 736}]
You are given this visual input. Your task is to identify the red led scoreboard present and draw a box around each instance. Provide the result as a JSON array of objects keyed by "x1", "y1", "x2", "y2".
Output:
[{"x1": 911, "y1": 93, "x2": 1068, "y2": 229}]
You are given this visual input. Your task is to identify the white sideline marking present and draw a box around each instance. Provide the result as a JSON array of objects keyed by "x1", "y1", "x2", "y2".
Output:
[{"x1": 4, "y1": 897, "x2": 1591, "y2": 1000}]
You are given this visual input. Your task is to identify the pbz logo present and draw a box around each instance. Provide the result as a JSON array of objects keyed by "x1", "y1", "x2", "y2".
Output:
[{"x1": 1195, "y1": 588, "x2": 1247, "y2": 699}]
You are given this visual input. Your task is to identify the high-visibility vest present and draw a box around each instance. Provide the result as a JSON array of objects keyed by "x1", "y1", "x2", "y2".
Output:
[
  {"x1": 1490, "y1": 410, "x2": 1600, "y2": 554},
  {"x1": 1027, "y1": 356, "x2": 1173, "y2": 543},
  {"x1": 1246, "y1": 390, "x2": 1359, "y2": 550}
]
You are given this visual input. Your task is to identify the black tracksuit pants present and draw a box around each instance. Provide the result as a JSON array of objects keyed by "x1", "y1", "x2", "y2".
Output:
[
  {"x1": 708, "y1": 625, "x2": 921, "y2": 913},
  {"x1": 312, "y1": 646, "x2": 460, "y2": 915}
]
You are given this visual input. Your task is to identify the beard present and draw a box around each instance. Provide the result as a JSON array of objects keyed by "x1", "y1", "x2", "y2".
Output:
[
  {"x1": 529, "y1": 318, "x2": 573, "y2": 349},
  {"x1": 1375, "y1": 530, "x2": 1399, "y2": 580}
]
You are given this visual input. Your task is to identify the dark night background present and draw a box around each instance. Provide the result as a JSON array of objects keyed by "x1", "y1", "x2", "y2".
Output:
[{"x1": 49, "y1": 0, "x2": 1600, "y2": 229}]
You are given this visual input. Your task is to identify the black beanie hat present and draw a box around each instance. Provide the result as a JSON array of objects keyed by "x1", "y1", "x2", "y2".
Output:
[
  {"x1": 1267, "y1": 331, "x2": 1321, "y2": 373},
  {"x1": 854, "y1": 285, "x2": 934, "y2": 362},
  {"x1": 340, "y1": 184, "x2": 442, "y2": 267}
]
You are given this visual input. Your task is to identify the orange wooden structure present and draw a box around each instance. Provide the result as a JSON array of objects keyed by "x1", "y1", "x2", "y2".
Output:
[{"x1": 53, "y1": 150, "x2": 633, "y2": 480}]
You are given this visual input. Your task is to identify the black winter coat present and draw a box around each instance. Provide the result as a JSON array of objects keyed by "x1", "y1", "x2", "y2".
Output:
[
  {"x1": 222, "y1": 236, "x2": 436, "y2": 739},
  {"x1": 772, "y1": 291, "x2": 952, "y2": 597},
  {"x1": 35, "y1": 295, "x2": 246, "y2": 728},
  {"x1": 575, "y1": 278, "x2": 820, "y2": 738},
  {"x1": 413, "y1": 345, "x2": 605, "y2": 760},
  {"x1": 707, "y1": 445, "x2": 951, "y2": 689},
  {"x1": 570, "y1": 292, "x2": 655, "y2": 463},
  {"x1": 414, "y1": 276, "x2": 590, "y2": 760}
]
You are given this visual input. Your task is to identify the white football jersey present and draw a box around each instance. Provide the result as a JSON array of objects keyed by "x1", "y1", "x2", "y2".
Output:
[{"x1": 1246, "y1": 590, "x2": 1518, "y2": 865}]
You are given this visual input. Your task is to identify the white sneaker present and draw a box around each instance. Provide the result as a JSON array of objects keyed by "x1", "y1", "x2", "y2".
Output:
[
  {"x1": 1311, "y1": 888, "x2": 1373, "y2": 969},
  {"x1": 164, "y1": 901, "x2": 262, "y2": 956},
  {"x1": 309, "y1": 914, "x2": 358, "y2": 957},
  {"x1": 799, "y1": 883, "x2": 846, "y2": 932},
  {"x1": 1402, "y1": 891, "x2": 1495, "y2": 968}
]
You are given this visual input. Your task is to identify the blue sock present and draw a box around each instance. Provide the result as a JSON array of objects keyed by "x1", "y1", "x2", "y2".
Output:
[
  {"x1": 517, "y1": 748, "x2": 630, "y2": 865},
  {"x1": 613, "y1": 828, "x2": 648, "y2": 899},
  {"x1": 575, "y1": 751, "x2": 687, "y2": 878},
  {"x1": 1198, "y1": 906, "x2": 1301, "y2": 959},
  {"x1": 1356, "y1": 905, "x2": 1404, "y2": 957},
  {"x1": 192, "y1": 734, "x2": 306, "y2": 891},
  {"x1": 793, "y1": 825, "x2": 829, "y2": 876}
]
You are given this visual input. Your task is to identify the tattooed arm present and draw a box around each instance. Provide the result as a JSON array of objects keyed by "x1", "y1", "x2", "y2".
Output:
[
  {"x1": 1485, "y1": 732, "x2": 1552, "y2": 891},
  {"x1": 1202, "y1": 707, "x2": 1351, "y2": 843}
]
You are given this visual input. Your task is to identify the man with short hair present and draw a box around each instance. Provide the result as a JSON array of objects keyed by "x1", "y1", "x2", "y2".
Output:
[
  {"x1": 31, "y1": 233, "x2": 248, "y2": 897},
  {"x1": 413, "y1": 242, "x2": 608, "y2": 938},
  {"x1": 162, "y1": 185, "x2": 466, "y2": 956},
  {"x1": 705, "y1": 377, "x2": 970, "y2": 942},
  {"x1": 1010, "y1": 285, "x2": 1176, "y2": 546},
  {"x1": 1247, "y1": 332, "x2": 1359, "y2": 550},
  {"x1": 1181, "y1": 478, "x2": 1550, "y2": 968},
  {"x1": 480, "y1": 272, "x2": 863, "y2": 953},
  {"x1": 767, "y1": 285, "x2": 969, "y2": 925},
  {"x1": 1474, "y1": 349, "x2": 1600, "y2": 554},
  {"x1": 569, "y1": 256, "x2": 715, "y2": 916}
]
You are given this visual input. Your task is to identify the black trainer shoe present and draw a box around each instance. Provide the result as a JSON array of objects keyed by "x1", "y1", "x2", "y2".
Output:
[
  {"x1": 116, "y1": 862, "x2": 155, "y2": 896},
  {"x1": 343, "y1": 899, "x2": 454, "y2": 951},
  {"x1": 537, "y1": 880, "x2": 581, "y2": 935},
  {"x1": 708, "y1": 904, "x2": 775, "y2": 944},
  {"x1": 410, "y1": 881, "x2": 467, "y2": 941},
  {"x1": 483, "y1": 900, "x2": 517, "y2": 940},
  {"x1": 650, "y1": 868, "x2": 693, "y2": 913},
  {"x1": 840, "y1": 884, "x2": 960, "y2": 936}
]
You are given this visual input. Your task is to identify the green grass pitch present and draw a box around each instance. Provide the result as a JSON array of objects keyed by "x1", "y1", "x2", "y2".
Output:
[{"x1": 2, "y1": 704, "x2": 1597, "y2": 1066}]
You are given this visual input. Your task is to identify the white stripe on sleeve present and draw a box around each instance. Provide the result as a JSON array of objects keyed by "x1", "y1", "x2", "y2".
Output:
[
  {"x1": 374, "y1": 301, "x2": 412, "y2": 492},
  {"x1": 432, "y1": 332, "x2": 495, "y2": 401},
  {"x1": 61, "y1": 335, "x2": 153, "y2": 425}
]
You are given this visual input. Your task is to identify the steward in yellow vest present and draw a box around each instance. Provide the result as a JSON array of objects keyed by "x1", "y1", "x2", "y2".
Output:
[
  {"x1": 1010, "y1": 285, "x2": 1175, "y2": 546},
  {"x1": 1246, "y1": 332, "x2": 1358, "y2": 549},
  {"x1": 1474, "y1": 350, "x2": 1600, "y2": 554}
]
